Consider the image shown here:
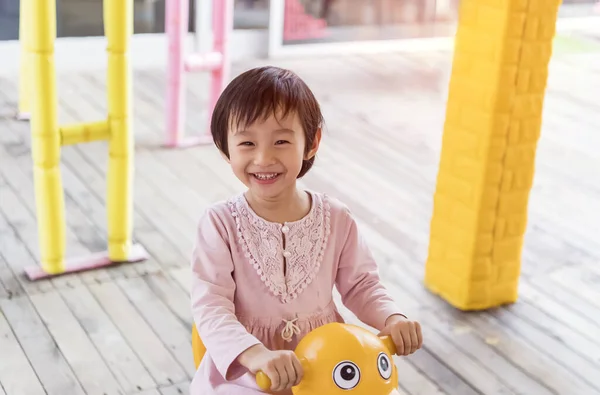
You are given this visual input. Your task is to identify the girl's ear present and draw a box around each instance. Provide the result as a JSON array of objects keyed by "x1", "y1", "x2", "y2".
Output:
[{"x1": 305, "y1": 128, "x2": 322, "y2": 160}]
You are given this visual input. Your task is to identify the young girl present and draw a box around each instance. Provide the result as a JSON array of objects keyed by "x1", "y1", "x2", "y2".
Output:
[{"x1": 190, "y1": 66, "x2": 423, "y2": 394}]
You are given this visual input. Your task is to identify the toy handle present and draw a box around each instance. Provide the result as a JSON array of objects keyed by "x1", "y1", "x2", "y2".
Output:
[
  {"x1": 256, "y1": 371, "x2": 271, "y2": 391},
  {"x1": 256, "y1": 356, "x2": 307, "y2": 391},
  {"x1": 380, "y1": 335, "x2": 398, "y2": 355}
]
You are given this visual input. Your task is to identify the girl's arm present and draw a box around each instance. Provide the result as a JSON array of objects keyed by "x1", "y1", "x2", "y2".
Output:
[
  {"x1": 191, "y1": 208, "x2": 262, "y2": 380},
  {"x1": 334, "y1": 207, "x2": 406, "y2": 331}
]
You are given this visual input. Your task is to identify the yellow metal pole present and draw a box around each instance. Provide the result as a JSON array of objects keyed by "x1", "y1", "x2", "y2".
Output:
[
  {"x1": 60, "y1": 121, "x2": 110, "y2": 146},
  {"x1": 104, "y1": 0, "x2": 133, "y2": 261},
  {"x1": 30, "y1": 0, "x2": 65, "y2": 274},
  {"x1": 18, "y1": 0, "x2": 32, "y2": 119},
  {"x1": 425, "y1": 0, "x2": 562, "y2": 310}
]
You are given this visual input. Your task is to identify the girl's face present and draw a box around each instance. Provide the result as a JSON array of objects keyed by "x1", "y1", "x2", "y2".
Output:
[{"x1": 227, "y1": 111, "x2": 319, "y2": 202}]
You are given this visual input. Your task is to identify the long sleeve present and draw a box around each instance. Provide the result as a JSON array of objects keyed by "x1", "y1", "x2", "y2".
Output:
[
  {"x1": 334, "y1": 208, "x2": 405, "y2": 331},
  {"x1": 190, "y1": 208, "x2": 262, "y2": 380}
]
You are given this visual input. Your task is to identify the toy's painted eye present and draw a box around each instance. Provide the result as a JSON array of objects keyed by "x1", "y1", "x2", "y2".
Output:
[
  {"x1": 332, "y1": 361, "x2": 360, "y2": 389},
  {"x1": 377, "y1": 353, "x2": 392, "y2": 379}
]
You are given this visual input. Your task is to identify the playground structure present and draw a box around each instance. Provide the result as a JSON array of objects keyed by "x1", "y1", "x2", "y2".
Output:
[
  {"x1": 164, "y1": 0, "x2": 233, "y2": 148},
  {"x1": 424, "y1": 0, "x2": 563, "y2": 310},
  {"x1": 17, "y1": 0, "x2": 148, "y2": 280},
  {"x1": 15, "y1": 0, "x2": 562, "y2": 308}
]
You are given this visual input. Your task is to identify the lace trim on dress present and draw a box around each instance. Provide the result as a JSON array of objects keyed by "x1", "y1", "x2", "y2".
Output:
[{"x1": 227, "y1": 192, "x2": 331, "y2": 303}]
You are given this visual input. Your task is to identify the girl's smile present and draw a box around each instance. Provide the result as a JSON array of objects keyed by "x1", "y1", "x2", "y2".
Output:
[{"x1": 251, "y1": 172, "x2": 283, "y2": 184}]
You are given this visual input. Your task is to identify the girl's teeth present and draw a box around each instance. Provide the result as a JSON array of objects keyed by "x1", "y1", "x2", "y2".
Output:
[{"x1": 254, "y1": 173, "x2": 278, "y2": 180}]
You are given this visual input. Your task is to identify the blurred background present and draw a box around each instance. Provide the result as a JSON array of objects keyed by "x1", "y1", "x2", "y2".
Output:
[{"x1": 1, "y1": 0, "x2": 597, "y2": 41}]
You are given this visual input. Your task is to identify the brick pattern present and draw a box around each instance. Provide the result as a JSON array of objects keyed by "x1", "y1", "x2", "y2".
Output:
[{"x1": 425, "y1": 0, "x2": 562, "y2": 310}]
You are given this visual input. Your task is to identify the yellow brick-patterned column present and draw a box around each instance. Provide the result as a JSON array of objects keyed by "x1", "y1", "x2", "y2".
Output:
[{"x1": 425, "y1": 0, "x2": 561, "y2": 310}]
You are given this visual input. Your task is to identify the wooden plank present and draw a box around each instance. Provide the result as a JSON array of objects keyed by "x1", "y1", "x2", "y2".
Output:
[
  {"x1": 415, "y1": 322, "x2": 519, "y2": 395},
  {"x1": 0, "y1": 263, "x2": 9, "y2": 299},
  {"x1": 87, "y1": 281, "x2": 188, "y2": 386},
  {"x1": 490, "y1": 307, "x2": 600, "y2": 392},
  {"x1": 548, "y1": 266, "x2": 600, "y2": 309},
  {"x1": 420, "y1": 310, "x2": 555, "y2": 395},
  {"x1": 134, "y1": 389, "x2": 161, "y2": 395},
  {"x1": 0, "y1": 204, "x2": 54, "y2": 295},
  {"x1": 59, "y1": 285, "x2": 157, "y2": 393},
  {"x1": 453, "y1": 309, "x2": 599, "y2": 395},
  {"x1": 168, "y1": 267, "x2": 191, "y2": 296},
  {"x1": 402, "y1": 348, "x2": 480, "y2": 395},
  {"x1": 518, "y1": 282, "x2": 600, "y2": 344},
  {"x1": 158, "y1": 382, "x2": 190, "y2": 395},
  {"x1": 501, "y1": 293, "x2": 600, "y2": 363},
  {"x1": 393, "y1": 358, "x2": 446, "y2": 395},
  {"x1": 28, "y1": 291, "x2": 124, "y2": 395},
  {"x1": 520, "y1": 227, "x2": 592, "y2": 277},
  {"x1": 0, "y1": 296, "x2": 85, "y2": 395},
  {"x1": 143, "y1": 272, "x2": 193, "y2": 329},
  {"x1": 0, "y1": 309, "x2": 46, "y2": 395},
  {"x1": 116, "y1": 276, "x2": 195, "y2": 379},
  {"x1": 0, "y1": 253, "x2": 23, "y2": 300}
]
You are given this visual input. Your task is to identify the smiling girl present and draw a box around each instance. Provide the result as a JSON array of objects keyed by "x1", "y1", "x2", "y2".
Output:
[{"x1": 190, "y1": 66, "x2": 423, "y2": 394}]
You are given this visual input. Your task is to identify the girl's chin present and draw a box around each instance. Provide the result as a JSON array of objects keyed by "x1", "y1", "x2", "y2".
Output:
[{"x1": 246, "y1": 176, "x2": 298, "y2": 197}]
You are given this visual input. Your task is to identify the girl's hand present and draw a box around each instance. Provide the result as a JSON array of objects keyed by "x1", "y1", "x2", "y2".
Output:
[
  {"x1": 238, "y1": 344, "x2": 304, "y2": 392},
  {"x1": 379, "y1": 314, "x2": 423, "y2": 356}
]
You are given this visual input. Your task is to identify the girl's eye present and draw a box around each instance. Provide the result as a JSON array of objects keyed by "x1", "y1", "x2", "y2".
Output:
[
  {"x1": 239, "y1": 141, "x2": 254, "y2": 146},
  {"x1": 275, "y1": 140, "x2": 289, "y2": 145}
]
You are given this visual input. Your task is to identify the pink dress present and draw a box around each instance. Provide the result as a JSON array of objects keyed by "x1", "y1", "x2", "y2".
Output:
[{"x1": 189, "y1": 190, "x2": 403, "y2": 394}]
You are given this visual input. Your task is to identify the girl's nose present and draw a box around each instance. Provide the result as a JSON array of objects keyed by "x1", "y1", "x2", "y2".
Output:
[{"x1": 254, "y1": 149, "x2": 276, "y2": 166}]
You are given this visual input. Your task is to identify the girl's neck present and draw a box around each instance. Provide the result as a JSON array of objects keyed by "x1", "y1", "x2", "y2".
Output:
[{"x1": 245, "y1": 187, "x2": 311, "y2": 224}]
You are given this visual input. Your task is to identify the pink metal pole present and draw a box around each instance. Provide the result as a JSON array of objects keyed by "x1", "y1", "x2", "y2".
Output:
[
  {"x1": 165, "y1": 0, "x2": 187, "y2": 147},
  {"x1": 164, "y1": 0, "x2": 232, "y2": 149},
  {"x1": 208, "y1": 0, "x2": 233, "y2": 125}
]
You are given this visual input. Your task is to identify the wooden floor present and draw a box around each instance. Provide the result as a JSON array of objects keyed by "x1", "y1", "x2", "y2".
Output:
[{"x1": 1, "y1": 40, "x2": 600, "y2": 395}]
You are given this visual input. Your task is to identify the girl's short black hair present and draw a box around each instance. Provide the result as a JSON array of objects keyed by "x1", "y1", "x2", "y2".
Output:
[{"x1": 210, "y1": 66, "x2": 324, "y2": 178}]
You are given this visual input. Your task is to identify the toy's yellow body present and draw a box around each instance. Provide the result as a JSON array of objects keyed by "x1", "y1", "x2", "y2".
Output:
[
  {"x1": 285, "y1": 322, "x2": 401, "y2": 394},
  {"x1": 192, "y1": 322, "x2": 401, "y2": 394}
]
